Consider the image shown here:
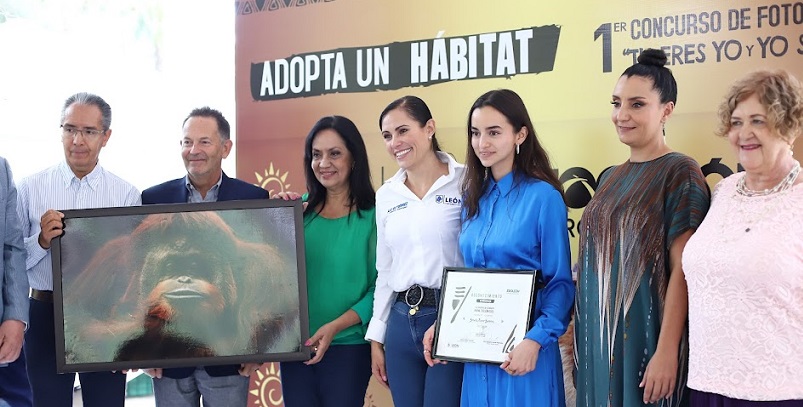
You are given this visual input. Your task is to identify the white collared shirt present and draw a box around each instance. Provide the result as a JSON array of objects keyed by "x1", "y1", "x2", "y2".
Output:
[
  {"x1": 16, "y1": 161, "x2": 141, "y2": 290},
  {"x1": 365, "y1": 152, "x2": 465, "y2": 343}
]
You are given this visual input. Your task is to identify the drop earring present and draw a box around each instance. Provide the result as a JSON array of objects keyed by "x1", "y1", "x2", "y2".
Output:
[{"x1": 516, "y1": 143, "x2": 520, "y2": 155}]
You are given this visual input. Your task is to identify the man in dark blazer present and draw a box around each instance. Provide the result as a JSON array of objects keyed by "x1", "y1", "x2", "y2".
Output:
[{"x1": 141, "y1": 107, "x2": 267, "y2": 407}]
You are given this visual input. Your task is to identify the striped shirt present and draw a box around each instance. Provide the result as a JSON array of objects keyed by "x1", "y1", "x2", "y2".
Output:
[{"x1": 16, "y1": 161, "x2": 140, "y2": 290}]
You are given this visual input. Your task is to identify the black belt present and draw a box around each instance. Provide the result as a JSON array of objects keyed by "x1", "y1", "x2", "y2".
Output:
[
  {"x1": 396, "y1": 285, "x2": 438, "y2": 308},
  {"x1": 30, "y1": 289, "x2": 53, "y2": 303}
]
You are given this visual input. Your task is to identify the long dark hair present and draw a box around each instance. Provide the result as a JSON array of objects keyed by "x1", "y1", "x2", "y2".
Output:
[
  {"x1": 303, "y1": 116, "x2": 375, "y2": 220},
  {"x1": 462, "y1": 89, "x2": 565, "y2": 220}
]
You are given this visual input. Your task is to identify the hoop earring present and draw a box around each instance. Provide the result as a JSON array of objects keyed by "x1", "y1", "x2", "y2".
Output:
[{"x1": 516, "y1": 144, "x2": 520, "y2": 155}]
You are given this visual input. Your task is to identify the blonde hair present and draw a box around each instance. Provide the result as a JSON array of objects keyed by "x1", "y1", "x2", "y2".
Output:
[{"x1": 716, "y1": 69, "x2": 803, "y2": 142}]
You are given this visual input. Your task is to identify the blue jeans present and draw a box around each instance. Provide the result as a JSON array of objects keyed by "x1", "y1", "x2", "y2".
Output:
[
  {"x1": 152, "y1": 367, "x2": 249, "y2": 407},
  {"x1": 280, "y1": 343, "x2": 371, "y2": 407},
  {"x1": 385, "y1": 301, "x2": 463, "y2": 407}
]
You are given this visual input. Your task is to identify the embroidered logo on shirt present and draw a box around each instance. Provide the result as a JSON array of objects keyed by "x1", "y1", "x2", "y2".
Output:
[
  {"x1": 387, "y1": 202, "x2": 408, "y2": 213},
  {"x1": 435, "y1": 195, "x2": 461, "y2": 205}
]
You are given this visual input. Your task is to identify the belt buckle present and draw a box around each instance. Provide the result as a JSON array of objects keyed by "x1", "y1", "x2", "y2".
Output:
[{"x1": 404, "y1": 285, "x2": 424, "y2": 316}]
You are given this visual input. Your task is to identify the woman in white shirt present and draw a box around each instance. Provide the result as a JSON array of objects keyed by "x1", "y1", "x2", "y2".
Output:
[{"x1": 365, "y1": 96, "x2": 464, "y2": 407}]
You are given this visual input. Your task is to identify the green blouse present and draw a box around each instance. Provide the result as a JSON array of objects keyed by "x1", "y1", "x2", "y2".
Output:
[{"x1": 303, "y1": 206, "x2": 377, "y2": 345}]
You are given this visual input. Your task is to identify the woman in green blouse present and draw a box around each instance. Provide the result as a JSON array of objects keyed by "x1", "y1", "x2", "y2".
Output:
[{"x1": 278, "y1": 116, "x2": 377, "y2": 407}]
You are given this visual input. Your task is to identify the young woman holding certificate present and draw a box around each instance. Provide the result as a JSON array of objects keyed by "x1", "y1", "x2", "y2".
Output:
[{"x1": 426, "y1": 89, "x2": 573, "y2": 406}]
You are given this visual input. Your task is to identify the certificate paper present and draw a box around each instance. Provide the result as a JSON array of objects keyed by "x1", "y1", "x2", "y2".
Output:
[{"x1": 433, "y1": 268, "x2": 539, "y2": 364}]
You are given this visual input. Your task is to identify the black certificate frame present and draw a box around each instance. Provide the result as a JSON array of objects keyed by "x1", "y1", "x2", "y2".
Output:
[
  {"x1": 432, "y1": 267, "x2": 543, "y2": 364},
  {"x1": 51, "y1": 199, "x2": 310, "y2": 373}
]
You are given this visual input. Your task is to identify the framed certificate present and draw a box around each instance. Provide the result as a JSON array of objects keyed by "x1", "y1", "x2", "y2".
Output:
[{"x1": 432, "y1": 267, "x2": 542, "y2": 364}]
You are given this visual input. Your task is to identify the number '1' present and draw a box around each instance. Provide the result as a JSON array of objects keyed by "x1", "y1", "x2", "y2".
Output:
[{"x1": 594, "y1": 23, "x2": 612, "y2": 73}]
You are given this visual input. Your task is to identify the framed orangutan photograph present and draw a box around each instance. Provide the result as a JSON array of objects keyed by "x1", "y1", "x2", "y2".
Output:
[{"x1": 50, "y1": 199, "x2": 309, "y2": 373}]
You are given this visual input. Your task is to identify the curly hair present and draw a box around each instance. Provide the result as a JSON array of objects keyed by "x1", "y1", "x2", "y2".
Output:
[{"x1": 716, "y1": 69, "x2": 803, "y2": 142}]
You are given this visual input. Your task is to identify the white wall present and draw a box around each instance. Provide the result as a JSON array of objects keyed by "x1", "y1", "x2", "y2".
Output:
[{"x1": 0, "y1": 0, "x2": 235, "y2": 191}]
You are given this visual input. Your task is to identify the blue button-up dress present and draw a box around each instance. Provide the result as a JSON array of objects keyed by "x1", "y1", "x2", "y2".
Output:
[{"x1": 458, "y1": 171, "x2": 573, "y2": 407}]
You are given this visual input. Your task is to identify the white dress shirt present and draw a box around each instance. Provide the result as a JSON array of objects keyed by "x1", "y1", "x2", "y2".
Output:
[
  {"x1": 365, "y1": 152, "x2": 465, "y2": 343},
  {"x1": 16, "y1": 161, "x2": 141, "y2": 290}
]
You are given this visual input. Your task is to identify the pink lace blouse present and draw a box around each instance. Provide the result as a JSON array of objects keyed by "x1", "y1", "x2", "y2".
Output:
[{"x1": 683, "y1": 173, "x2": 803, "y2": 401}]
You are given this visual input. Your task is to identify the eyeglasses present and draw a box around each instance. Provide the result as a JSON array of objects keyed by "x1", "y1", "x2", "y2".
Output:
[{"x1": 61, "y1": 125, "x2": 106, "y2": 139}]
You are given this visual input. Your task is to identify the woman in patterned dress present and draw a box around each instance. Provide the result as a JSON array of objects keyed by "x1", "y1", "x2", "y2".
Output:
[{"x1": 573, "y1": 49, "x2": 710, "y2": 407}]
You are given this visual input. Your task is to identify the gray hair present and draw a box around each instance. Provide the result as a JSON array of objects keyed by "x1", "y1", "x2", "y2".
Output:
[{"x1": 61, "y1": 92, "x2": 112, "y2": 130}]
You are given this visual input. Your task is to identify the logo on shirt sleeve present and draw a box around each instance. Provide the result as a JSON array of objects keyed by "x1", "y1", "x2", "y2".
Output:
[{"x1": 435, "y1": 195, "x2": 461, "y2": 205}]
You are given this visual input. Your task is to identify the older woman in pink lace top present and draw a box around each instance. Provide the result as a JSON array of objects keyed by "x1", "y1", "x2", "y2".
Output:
[{"x1": 682, "y1": 69, "x2": 803, "y2": 406}]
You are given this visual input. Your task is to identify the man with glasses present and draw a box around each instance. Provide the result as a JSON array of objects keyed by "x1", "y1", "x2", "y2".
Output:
[
  {"x1": 140, "y1": 106, "x2": 267, "y2": 407},
  {"x1": 16, "y1": 92, "x2": 140, "y2": 407}
]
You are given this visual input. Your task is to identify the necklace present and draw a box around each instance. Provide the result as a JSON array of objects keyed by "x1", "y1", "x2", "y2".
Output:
[{"x1": 736, "y1": 161, "x2": 801, "y2": 197}]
